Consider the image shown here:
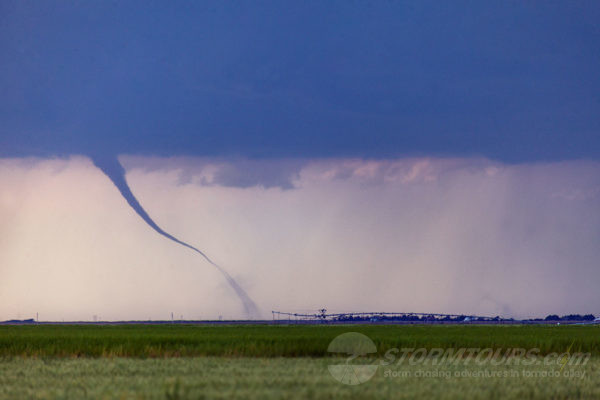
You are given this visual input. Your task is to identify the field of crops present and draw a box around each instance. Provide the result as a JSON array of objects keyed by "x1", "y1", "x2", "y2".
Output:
[
  {"x1": 0, "y1": 324, "x2": 598, "y2": 399},
  {"x1": 1, "y1": 356, "x2": 599, "y2": 399},
  {"x1": 0, "y1": 324, "x2": 598, "y2": 357}
]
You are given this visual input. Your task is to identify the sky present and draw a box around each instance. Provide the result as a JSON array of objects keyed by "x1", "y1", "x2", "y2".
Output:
[
  {"x1": 1, "y1": 1, "x2": 599, "y2": 320},
  {"x1": 1, "y1": 0, "x2": 599, "y2": 160},
  {"x1": 1, "y1": 156, "x2": 599, "y2": 320}
]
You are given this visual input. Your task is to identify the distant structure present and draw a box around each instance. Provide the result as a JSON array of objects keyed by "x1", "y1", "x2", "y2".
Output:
[
  {"x1": 271, "y1": 309, "x2": 505, "y2": 324},
  {"x1": 318, "y1": 309, "x2": 327, "y2": 320},
  {"x1": 270, "y1": 310, "x2": 600, "y2": 325}
]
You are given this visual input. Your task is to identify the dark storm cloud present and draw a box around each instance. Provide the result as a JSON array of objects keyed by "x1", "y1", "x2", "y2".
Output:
[
  {"x1": 1, "y1": 1, "x2": 599, "y2": 161},
  {"x1": 120, "y1": 156, "x2": 306, "y2": 189}
]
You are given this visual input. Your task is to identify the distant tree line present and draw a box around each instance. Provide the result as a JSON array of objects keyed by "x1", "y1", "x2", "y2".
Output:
[
  {"x1": 543, "y1": 314, "x2": 595, "y2": 321},
  {"x1": 332, "y1": 313, "x2": 597, "y2": 323}
]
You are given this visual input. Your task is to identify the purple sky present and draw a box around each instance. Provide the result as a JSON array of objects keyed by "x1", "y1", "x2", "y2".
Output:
[{"x1": 1, "y1": 156, "x2": 599, "y2": 320}]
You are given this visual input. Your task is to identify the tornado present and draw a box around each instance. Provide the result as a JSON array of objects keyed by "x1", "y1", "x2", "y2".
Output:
[{"x1": 91, "y1": 155, "x2": 259, "y2": 318}]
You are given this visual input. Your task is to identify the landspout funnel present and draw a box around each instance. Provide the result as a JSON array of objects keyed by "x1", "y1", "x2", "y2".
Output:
[{"x1": 91, "y1": 155, "x2": 259, "y2": 318}]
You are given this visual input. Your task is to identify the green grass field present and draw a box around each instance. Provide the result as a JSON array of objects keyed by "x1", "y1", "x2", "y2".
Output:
[
  {"x1": 0, "y1": 324, "x2": 598, "y2": 357},
  {"x1": 0, "y1": 324, "x2": 598, "y2": 399},
  {"x1": 1, "y1": 357, "x2": 599, "y2": 399}
]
